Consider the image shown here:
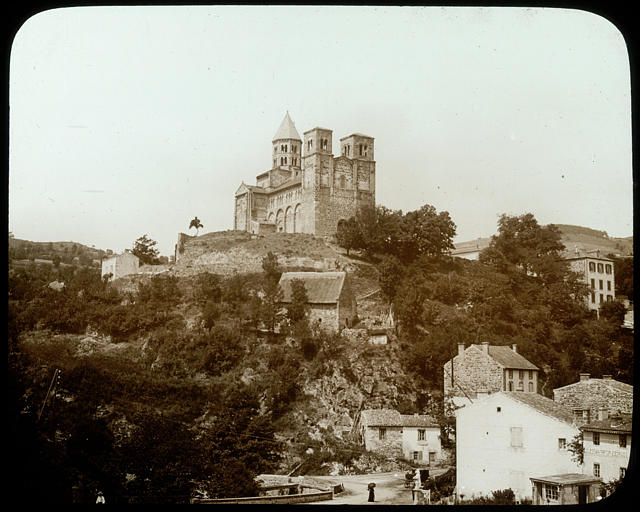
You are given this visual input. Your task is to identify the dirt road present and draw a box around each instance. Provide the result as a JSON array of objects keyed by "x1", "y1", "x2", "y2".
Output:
[{"x1": 310, "y1": 468, "x2": 448, "y2": 505}]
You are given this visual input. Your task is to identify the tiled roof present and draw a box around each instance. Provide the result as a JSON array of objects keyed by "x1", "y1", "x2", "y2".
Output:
[
  {"x1": 553, "y1": 377, "x2": 633, "y2": 395},
  {"x1": 503, "y1": 392, "x2": 575, "y2": 425},
  {"x1": 272, "y1": 112, "x2": 301, "y2": 141},
  {"x1": 278, "y1": 272, "x2": 346, "y2": 304},
  {"x1": 401, "y1": 414, "x2": 439, "y2": 428},
  {"x1": 359, "y1": 409, "x2": 438, "y2": 428},
  {"x1": 468, "y1": 344, "x2": 539, "y2": 370},
  {"x1": 580, "y1": 414, "x2": 632, "y2": 434},
  {"x1": 360, "y1": 409, "x2": 402, "y2": 427}
]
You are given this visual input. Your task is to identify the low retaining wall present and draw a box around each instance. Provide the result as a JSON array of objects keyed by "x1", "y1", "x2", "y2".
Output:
[{"x1": 190, "y1": 489, "x2": 333, "y2": 505}]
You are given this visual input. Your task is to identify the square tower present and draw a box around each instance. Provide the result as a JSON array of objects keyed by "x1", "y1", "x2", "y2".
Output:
[{"x1": 340, "y1": 133, "x2": 374, "y2": 161}]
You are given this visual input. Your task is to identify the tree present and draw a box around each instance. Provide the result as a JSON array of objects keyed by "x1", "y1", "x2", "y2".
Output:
[
  {"x1": 377, "y1": 254, "x2": 404, "y2": 303},
  {"x1": 261, "y1": 252, "x2": 282, "y2": 286},
  {"x1": 335, "y1": 218, "x2": 362, "y2": 256},
  {"x1": 286, "y1": 278, "x2": 309, "y2": 325},
  {"x1": 189, "y1": 216, "x2": 204, "y2": 236},
  {"x1": 481, "y1": 213, "x2": 567, "y2": 284},
  {"x1": 132, "y1": 235, "x2": 161, "y2": 265},
  {"x1": 397, "y1": 204, "x2": 457, "y2": 262}
]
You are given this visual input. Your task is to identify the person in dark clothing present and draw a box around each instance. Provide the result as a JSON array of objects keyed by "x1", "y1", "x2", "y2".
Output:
[{"x1": 368, "y1": 483, "x2": 375, "y2": 502}]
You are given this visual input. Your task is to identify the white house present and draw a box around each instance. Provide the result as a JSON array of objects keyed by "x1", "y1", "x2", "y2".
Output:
[
  {"x1": 455, "y1": 392, "x2": 581, "y2": 502},
  {"x1": 358, "y1": 409, "x2": 443, "y2": 464},
  {"x1": 101, "y1": 251, "x2": 139, "y2": 281},
  {"x1": 581, "y1": 412, "x2": 632, "y2": 485}
]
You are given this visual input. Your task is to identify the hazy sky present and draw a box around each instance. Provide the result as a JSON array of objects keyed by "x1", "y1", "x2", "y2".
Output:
[{"x1": 9, "y1": 6, "x2": 632, "y2": 256}]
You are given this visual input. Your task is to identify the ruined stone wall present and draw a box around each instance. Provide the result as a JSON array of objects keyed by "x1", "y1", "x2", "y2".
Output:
[
  {"x1": 553, "y1": 381, "x2": 633, "y2": 415},
  {"x1": 443, "y1": 347, "x2": 504, "y2": 398}
]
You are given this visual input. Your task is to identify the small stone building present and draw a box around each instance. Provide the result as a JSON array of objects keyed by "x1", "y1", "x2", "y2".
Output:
[
  {"x1": 278, "y1": 271, "x2": 356, "y2": 332},
  {"x1": 358, "y1": 409, "x2": 442, "y2": 463},
  {"x1": 553, "y1": 373, "x2": 633, "y2": 425},
  {"x1": 101, "y1": 251, "x2": 139, "y2": 281},
  {"x1": 443, "y1": 342, "x2": 539, "y2": 409}
]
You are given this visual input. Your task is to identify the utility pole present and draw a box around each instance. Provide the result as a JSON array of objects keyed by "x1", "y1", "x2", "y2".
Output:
[{"x1": 37, "y1": 368, "x2": 61, "y2": 422}]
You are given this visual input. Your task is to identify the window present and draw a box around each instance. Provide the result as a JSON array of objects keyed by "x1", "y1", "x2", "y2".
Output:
[
  {"x1": 599, "y1": 294, "x2": 604, "y2": 304},
  {"x1": 607, "y1": 281, "x2": 611, "y2": 291},
  {"x1": 307, "y1": 139, "x2": 313, "y2": 151},
  {"x1": 589, "y1": 262, "x2": 596, "y2": 272},
  {"x1": 517, "y1": 381, "x2": 524, "y2": 391},
  {"x1": 544, "y1": 484, "x2": 559, "y2": 502},
  {"x1": 529, "y1": 370, "x2": 534, "y2": 379},
  {"x1": 593, "y1": 432, "x2": 600, "y2": 445},
  {"x1": 528, "y1": 381, "x2": 534, "y2": 392},
  {"x1": 508, "y1": 369, "x2": 513, "y2": 379},
  {"x1": 599, "y1": 279, "x2": 603, "y2": 290},
  {"x1": 508, "y1": 381, "x2": 513, "y2": 391},
  {"x1": 558, "y1": 438, "x2": 567, "y2": 450},
  {"x1": 497, "y1": 407, "x2": 502, "y2": 412},
  {"x1": 591, "y1": 292, "x2": 595, "y2": 303},
  {"x1": 510, "y1": 427, "x2": 523, "y2": 447},
  {"x1": 597, "y1": 263, "x2": 604, "y2": 273},
  {"x1": 606, "y1": 264, "x2": 612, "y2": 274},
  {"x1": 418, "y1": 429, "x2": 425, "y2": 441},
  {"x1": 379, "y1": 427, "x2": 386, "y2": 440},
  {"x1": 359, "y1": 144, "x2": 363, "y2": 156},
  {"x1": 321, "y1": 138, "x2": 328, "y2": 150},
  {"x1": 518, "y1": 370, "x2": 523, "y2": 379},
  {"x1": 619, "y1": 434, "x2": 627, "y2": 448},
  {"x1": 413, "y1": 451, "x2": 422, "y2": 461},
  {"x1": 620, "y1": 467, "x2": 626, "y2": 479},
  {"x1": 292, "y1": 144, "x2": 297, "y2": 152},
  {"x1": 591, "y1": 278, "x2": 595, "y2": 289},
  {"x1": 593, "y1": 463, "x2": 600, "y2": 477},
  {"x1": 284, "y1": 157, "x2": 287, "y2": 164}
]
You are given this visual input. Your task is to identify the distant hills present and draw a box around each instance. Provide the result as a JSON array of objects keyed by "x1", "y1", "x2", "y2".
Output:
[
  {"x1": 8, "y1": 236, "x2": 108, "y2": 267},
  {"x1": 453, "y1": 224, "x2": 633, "y2": 259}
]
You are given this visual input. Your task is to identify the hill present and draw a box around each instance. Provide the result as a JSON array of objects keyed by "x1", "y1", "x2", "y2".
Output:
[
  {"x1": 555, "y1": 224, "x2": 633, "y2": 258},
  {"x1": 9, "y1": 236, "x2": 107, "y2": 267}
]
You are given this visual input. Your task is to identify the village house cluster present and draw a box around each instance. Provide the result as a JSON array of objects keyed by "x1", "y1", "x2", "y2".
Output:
[{"x1": 448, "y1": 347, "x2": 633, "y2": 505}]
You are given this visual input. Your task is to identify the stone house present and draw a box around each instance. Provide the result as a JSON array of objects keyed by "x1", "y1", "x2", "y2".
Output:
[
  {"x1": 358, "y1": 409, "x2": 442, "y2": 463},
  {"x1": 553, "y1": 373, "x2": 633, "y2": 425},
  {"x1": 277, "y1": 271, "x2": 356, "y2": 332},
  {"x1": 455, "y1": 392, "x2": 581, "y2": 502},
  {"x1": 101, "y1": 251, "x2": 139, "y2": 281},
  {"x1": 443, "y1": 342, "x2": 539, "y2": 410},
  {"x1": 234, "y1": 112, "x2": 376, "y2": 237},
  {"x1": 580, "y1": 412, "x2": 632, "y2": 484}
]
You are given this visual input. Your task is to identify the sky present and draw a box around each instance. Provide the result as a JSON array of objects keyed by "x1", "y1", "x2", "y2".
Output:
[{"x1": 9, "y1": 5, "x2": 633, "y2": 257}]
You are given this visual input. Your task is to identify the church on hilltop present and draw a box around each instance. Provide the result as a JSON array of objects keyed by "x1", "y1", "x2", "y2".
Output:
[{"x1": 234, "y1": 112, "x2": 376, "y2": 237}]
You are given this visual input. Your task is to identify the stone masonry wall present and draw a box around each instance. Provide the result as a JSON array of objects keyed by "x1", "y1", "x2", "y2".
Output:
[
  {"x1": 443, "y1": 347, "x2": 504, "y2": 398},
  {"x1": 553, "y1": 381, "x2": 633, "y2": 415},
  {"x1": 363, "y1": 426, "x2": 403, "y2": 458}
]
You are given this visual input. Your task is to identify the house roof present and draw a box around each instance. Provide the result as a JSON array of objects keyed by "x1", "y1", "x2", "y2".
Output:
[
  {"x1": 503, "y1": 392, "x2": 575, "y2": 425},
  {"x1": 553, "y1": 377, "x2": 633, "y2": 396},
  {"x1": 579, "y1": 414, "x2": 632, "y2": 434},
  {"x1": 278, "y1": 271, "x2": 346, "y2": 304},
  {"x1": 359, "y1": 409, "x2": 438, "y2": 428},
  {"x1": 465, "y1": 344, "x2": 539, "y2": 370},
  {"x1": 272, "y1": 111, "x2": 301, "y2": 141},
  {"x1": 529, "y1": 473, "x2": 602, "y2": 486},
  {"x1": 400, "y1": 414, "x2": 439, "y2": 428}
]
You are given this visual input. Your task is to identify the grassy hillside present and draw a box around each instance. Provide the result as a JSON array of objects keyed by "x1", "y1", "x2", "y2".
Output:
[{"x1": 556, "y1": 224, "x2": 633, "y2": 257}]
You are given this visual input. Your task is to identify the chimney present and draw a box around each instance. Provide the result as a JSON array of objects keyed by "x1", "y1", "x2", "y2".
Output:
[
  {"x1": 597, "y1": 408, "x2": 609, "y2": 421},
  {"x1": 481, "y1": 342, "x2": 489, "y2": 354},
  {"x1": 602, "y1": 375, "x2": 612, "y2": 380},
  {"x1": 579, "y1": 373, "x2": 590, "y2": 382},
  {"x1": 458, "y1": 343, "x2": 465, "y2": 356},
  {"x1": 512, "y1": 344, "x2": 517, "y2": 353}
]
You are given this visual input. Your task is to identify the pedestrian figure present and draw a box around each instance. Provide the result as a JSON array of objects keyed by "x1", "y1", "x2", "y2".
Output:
[
  {"x1": 368, "y1": 482, "x2": 375, "y2": 502},
  {"x1": 96, "y1": 490, "x2": 105, "y2": 504}
]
